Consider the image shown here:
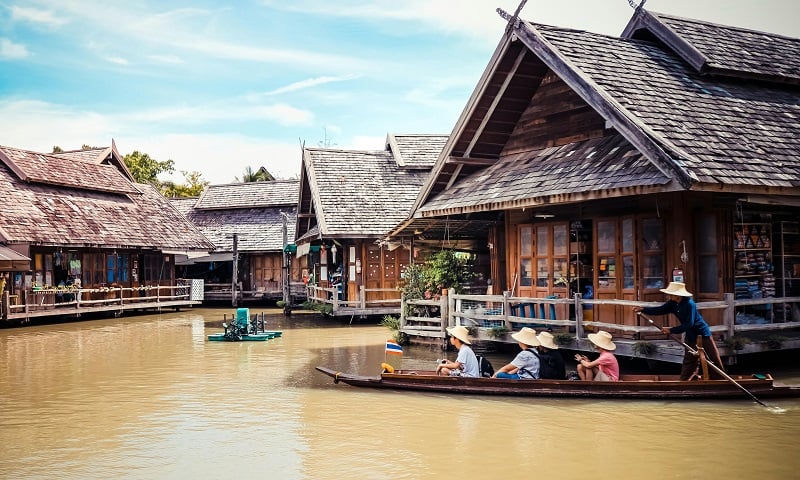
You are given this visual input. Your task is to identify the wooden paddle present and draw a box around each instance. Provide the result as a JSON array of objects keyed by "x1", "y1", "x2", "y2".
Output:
[{"x1": 637, "y1": 312, "x2": 772, "y2": 408}]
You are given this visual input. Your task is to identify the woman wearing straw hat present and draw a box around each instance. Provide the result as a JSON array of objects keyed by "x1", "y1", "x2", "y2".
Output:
[
  {"x1": 437, "y1": 325, "x2": 480, "y2": 377},
  {"x1": 575, "y1": 331, "x2": 619, "y2": 381},
  {"x1": 633, "y1": 281, "x2": 724, "y2": 380},
  {"x1": 492, "y1": 327, "x2": 541, "y2": 379}
]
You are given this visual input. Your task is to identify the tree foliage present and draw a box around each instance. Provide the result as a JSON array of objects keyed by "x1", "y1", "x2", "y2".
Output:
[
  {"x1": 123, "y1": 150, "x2": 175, "y2": 185},
  {"x1": 161, "y1": 171, "x2": 209, "y2": 198},
  {"x1": 236, "y1": 166, "x2": 275, "y2": 182},
  {"x1": 399, "y1": 249, "x2": 475, "y2": 301}
]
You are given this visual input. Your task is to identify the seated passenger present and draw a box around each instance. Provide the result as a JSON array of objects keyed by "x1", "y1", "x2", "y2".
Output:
[
  {"x1": 575, "y1": 331, "x2": 619, "y2": 382},
  {"x1": 436, "y1": 325, "x2": 480, "y2": 377},
  {"x1": 536, "y1": 331, "x2": 566, "y2": 380},
  {"x1": 492, "y1": 327, "x2": 540, "y2": 380}
]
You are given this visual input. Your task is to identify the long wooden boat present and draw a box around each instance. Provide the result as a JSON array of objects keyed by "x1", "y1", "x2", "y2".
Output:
[{"x1": 316, "y1": 367, "x2": 800, "y2": 400}]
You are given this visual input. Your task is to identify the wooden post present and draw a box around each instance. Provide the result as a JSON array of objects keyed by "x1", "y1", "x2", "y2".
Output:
[
  {"x1": 359, "y1": 285, "x2": 365, "y2": 309},
  {"x1": 442, "y1": 289, "x2": 450, "y2": 335},
  {"x1": 1, "y1": 291, "x2": 8, "y2": 320},
  {"x1": 502, "y1": 290, "x2": 511, "y2": 331},
  {"x1": 400, "y1": 296, "x2": 406, "y2": 329},
  {"x1": 723, "y1": 292, "x2": 735, "y2": 339},
  {"x1": 575, "y1": 293, "x2": 584, "y2": 339}
]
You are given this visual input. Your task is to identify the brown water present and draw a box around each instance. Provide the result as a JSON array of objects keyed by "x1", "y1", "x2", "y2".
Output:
[{"x1": 1, "y1": 308, "x2": 799, "y2": 479}]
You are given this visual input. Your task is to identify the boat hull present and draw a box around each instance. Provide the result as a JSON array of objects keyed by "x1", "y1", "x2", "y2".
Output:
[{"x1": 315, "y1": 367, "x2": 800, "y2": 399}]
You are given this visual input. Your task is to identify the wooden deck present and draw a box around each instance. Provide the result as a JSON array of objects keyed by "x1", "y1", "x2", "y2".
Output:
[{"x1": 1, "y1": 285, "x2": 200, "y2": 323}]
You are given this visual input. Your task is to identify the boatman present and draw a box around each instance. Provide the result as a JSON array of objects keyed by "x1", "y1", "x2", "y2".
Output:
[
  {"x1": 437, "y1": 325, "x2": 480, "y2": 377},
  {"x1": 634, "y1": 281, "x2": 724, "y2": 380}
]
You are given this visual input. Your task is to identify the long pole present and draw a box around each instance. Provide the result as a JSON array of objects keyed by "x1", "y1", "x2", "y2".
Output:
[{"x1": 637, "y1": 312, "x2": 771, "y2": 408}]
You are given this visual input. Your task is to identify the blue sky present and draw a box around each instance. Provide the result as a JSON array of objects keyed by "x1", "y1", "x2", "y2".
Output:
[{"x1": 1, "y1": 0, "x2": 798, "y2": 185}]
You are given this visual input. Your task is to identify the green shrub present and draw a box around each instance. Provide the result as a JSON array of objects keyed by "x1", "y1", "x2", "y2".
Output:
[
  {"x1": 633, "y1": 341, "x2": 655, "y2": 356},
  {"x1": 724, "y1": 335, "x2": 750, "y2": 351},
  {"x1": 487, "y1": 326, "x2": 509, "y2": 339},
  {"x1": 554, "y1": 333, "x2": 574, "y2": 346},
  {"x1": 765, "y1": 335, "x2": 787, "y2": 350}
]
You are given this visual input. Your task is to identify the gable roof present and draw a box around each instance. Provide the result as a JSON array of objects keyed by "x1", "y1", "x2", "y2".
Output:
[
  {"x1": 412, "y1": 9, "x2": 800, "y2": 219},
  {"x1": 297, "y1": 138, "x2": 442, "y2": 239},
  {"x1": 175, "y1": 206, "x2": 296, "y2": 253},
  {"x1": 0, "y1": 156, "x2": 213, "y2": 250},
  {"x1": 387, "y1": 134, "x2": 448, "y2": 169},
  {"x1": 173, "y1": 181, "x2": 299, "y2": 252},
  {"x1": 194, "y1": 179, "x2": 299, "y2": 210},
  {"x1": 622, "y1": 10, "x2": 800, "y2": 85},
  {"x1": 0, "y1": 145, "x2": 139, "y2": 194}
]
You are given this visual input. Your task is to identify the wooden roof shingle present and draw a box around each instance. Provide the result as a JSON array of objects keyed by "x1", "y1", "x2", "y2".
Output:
[
  {"x1": 0, "y1": 145, "x2": 212, "y2": 251},
  {"x1": 195, "y1": 179, "x2": 299, "y2": 210}
]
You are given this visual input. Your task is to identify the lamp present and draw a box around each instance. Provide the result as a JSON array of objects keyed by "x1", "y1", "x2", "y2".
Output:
[{"x1": 535, "y1": 211, "x2": 555, "y2": 219}]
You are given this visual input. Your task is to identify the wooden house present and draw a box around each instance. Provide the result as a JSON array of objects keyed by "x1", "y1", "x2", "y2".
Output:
[
  {"x1": 295, "y1": 134, "x2": 448, "y2": 315},
  {"x1": 0, "y1": 142, "x2": 214, "y2": 321},
  {"x1": 393, "y1": 8, "x2": 800, "y2": 336},
  {"x1": 171, "y1": 180, "x2": 304, "y2": 304}
]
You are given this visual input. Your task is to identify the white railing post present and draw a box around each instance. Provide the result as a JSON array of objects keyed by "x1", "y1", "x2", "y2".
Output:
[
  {"x1": 724, "y1": 292, "x2": 735, "y2": 338},
  {"x1": 360, "y1": 286, "x2": 366, "y2": 309},
  {"x1": 503, "y1": 290, "x2": 511, "y2": 330},
  {"x1": 575, "y1": 293, "x2": 584, "y2": 339}
]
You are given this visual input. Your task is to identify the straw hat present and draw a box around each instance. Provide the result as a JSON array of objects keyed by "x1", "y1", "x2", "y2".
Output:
[
  {"x1": 446, "y1": 325, "x2": 472, "y2": 345},
  {"x1": 511, "y1": 327, "x2": 540, "y2": 347},
  {"x1": 536, "y1": 331, "x2": 559, "y2": 350},
  {"x1": 587, "y1": 330, "x2": 616, "y2": 351},
  {"x1": 660, "y1": 281, "x2": 693, "y2": 297}
]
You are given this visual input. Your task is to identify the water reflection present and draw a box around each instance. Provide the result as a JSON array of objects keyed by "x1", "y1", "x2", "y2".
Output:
[{"x1": 0, "y1": 308, "x2": 799, "y2": 479}]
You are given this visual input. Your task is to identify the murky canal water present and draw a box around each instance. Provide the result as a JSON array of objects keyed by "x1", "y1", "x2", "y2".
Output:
[{"x1": 1, "y1": 308, "x2": 799, "y2": 479}]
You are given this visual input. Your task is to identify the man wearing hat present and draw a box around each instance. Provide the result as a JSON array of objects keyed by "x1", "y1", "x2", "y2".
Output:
[
  {"x1": 492, "y1": 327, "x2": 541, "y2": 379},
  {"x1": 633, "y1": 281, "x2": 724, "y2": 380},
  {"x1": 575, "y1": 330, "x2": 619, "y2": 381},
  {"x1": 437, "y1": 325, "x2": 480, "y2": 377}
]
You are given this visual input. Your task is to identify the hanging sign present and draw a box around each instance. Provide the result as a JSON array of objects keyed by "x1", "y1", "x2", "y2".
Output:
[{"x1": 672, "y1": 267, "x2": 684, "y2": 283}]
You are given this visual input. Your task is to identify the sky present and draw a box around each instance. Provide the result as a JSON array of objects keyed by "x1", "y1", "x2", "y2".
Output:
[{"x1": 1, "y1": 0, "x2": 798, "y2": 185}]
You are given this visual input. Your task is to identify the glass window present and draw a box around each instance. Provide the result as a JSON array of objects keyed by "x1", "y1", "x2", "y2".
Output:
[
  {"x1": 622, "y1": 256, "x2": 634, "y2": 289},
  {"x1": 520, "y1": 259, "x2": 532, "y2": 286},
  {"x1": 520, "y1": 226, "x2": 532, "y2": 257},
  {"x1": 696, "y1": 214, "x2": 719, "y2": 293},
  {"x1": 537, "y1": 258, "x2": 549, "y2": 287},
  {"x1": 622, "y1": 218, "x2": 634, "y2": 252},
  {"x1": 536, "y1": 227, "x2": 549, "y2": 257},
  {"x1": 597, "y1": 221, "x2": 615, "y2": 253},
  {"x1": 598, "y1": 256, "x2": 616, "y2": 288},
  {"x1": 553, "y1": 224, "x2": 567, "y2": 256}
]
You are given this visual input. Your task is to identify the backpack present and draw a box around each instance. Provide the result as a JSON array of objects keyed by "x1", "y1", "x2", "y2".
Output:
[
  {"x1": 528, "y1": 348, "x2": 565, "y2": 380},
  {"x1": 477, "y1": 355, "x2": 495, "y2": 378}
]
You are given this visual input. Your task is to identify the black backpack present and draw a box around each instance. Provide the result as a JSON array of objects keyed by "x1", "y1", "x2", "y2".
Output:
[
  {"x1": 528, "y1": 348, "x2": 565, "y2": 380},
  {"x1": 477, "y1": 355, "x2": 495, "y2": 378}
]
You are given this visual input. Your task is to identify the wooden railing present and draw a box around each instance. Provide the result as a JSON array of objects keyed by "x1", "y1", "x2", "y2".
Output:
[
  {"x1": 2, "y1": 284, "x2": 194, "y2": 318},
  {"x1": 399, "y1": 291, "x2": 800, "y2": 340},
  {"x1": 304, "y1": 285, "x2": 401, "y2": 312}
]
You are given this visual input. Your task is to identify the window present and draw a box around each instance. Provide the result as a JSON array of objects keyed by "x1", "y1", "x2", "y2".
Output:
[
  {"x1": 696, "y1": 213, "x2": 719, "y2": 294},
  {"x1": 641, "y1": 218, "x2": 665, "y2": 290},
  {"x1": 520, "y1": 226, "x2": 533, "y2": 287}
]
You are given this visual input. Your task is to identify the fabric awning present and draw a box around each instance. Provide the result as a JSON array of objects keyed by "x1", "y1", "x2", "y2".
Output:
[{"x1": 0, "y1": 245, "x2": 31, "y2": 271}]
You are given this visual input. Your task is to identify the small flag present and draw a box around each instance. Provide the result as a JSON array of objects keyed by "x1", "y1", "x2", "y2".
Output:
[{"x1": 385, "y1": 340, "x2": 403, "y2": 355}]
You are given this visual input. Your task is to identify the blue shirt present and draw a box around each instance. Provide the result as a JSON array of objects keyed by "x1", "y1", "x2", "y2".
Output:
[{"x1": 642, "y1": 297, "x2": 711, "y2": 345}]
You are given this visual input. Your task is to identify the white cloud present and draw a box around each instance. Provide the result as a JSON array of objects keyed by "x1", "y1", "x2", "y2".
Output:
[
  {"x1": 264, "y1": 74, "x2": 362, "y2": 96},
  {"x1": 148, "y1": 54, "x2": 184, "y2": 64},
  {"x1": 10, "y1": 5, "x2": 69, "y2": 27},
  {"x1": 0, "y1": 38, "x2": 30, "y2": 59},
  {"x1": 123, "y1": 101, "x2": 314, "y2": 127},
  {"x1": 105, "y1": 55, "x2": 129, "y2": 65}
]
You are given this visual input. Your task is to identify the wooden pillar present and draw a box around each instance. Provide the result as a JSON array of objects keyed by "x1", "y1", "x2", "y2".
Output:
[
  {"x1": 724, "y1": 292, "x2": 735, "y2": 339},
  {"x1": 575, "y1": 293, "x2": 584, "y2": 339},
  {"x1": 502, "y1": 290, "x2": 511, "y2": 331}
]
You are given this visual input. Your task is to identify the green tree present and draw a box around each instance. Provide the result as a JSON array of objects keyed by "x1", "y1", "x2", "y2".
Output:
[
  {"x1": 123, "y1": 150, "x2": 175, "y2": 185},
  {"x1": 236, "y1": 166, "x2": 274, "y2": 182},
  {"x1": 161, "y1": 171, "x2": 209, "y2": 198}
]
